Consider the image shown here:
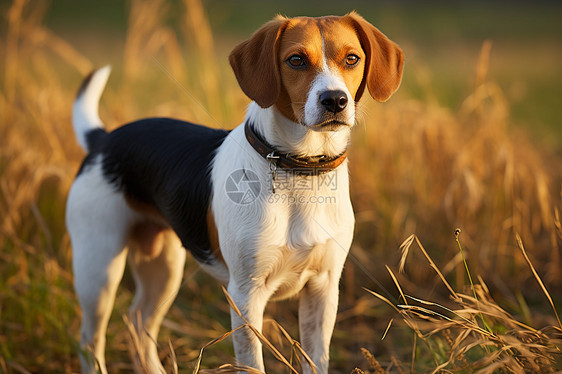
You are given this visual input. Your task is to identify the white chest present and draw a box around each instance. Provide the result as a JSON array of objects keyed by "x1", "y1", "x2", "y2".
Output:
[
  {"x1": 211, "y1": 117, "x2": 355, "y2": 296},
  {"x1": 260, "y1": 168, "x2": 351, "y2": 249},
  {"x1": 249, "y1": 169, "x2": 354, "y2": 299}
]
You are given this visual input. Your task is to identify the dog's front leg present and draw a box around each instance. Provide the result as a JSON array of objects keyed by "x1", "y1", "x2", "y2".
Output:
[
  {"x1": 227, "y1": 281, "x2": 270, "y2": 372},
  {"x1": 298, "y1": 271, "x2": 341, "y2": 374}
]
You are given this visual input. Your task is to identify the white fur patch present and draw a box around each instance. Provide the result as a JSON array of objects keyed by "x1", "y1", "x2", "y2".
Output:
[
  {"x1": 67, "y1": 158, "x2": 190, "y2": 374},
  {"x1": 72, "y1": 65, "x2": 111, "y2": 150},
  {"x1": 302, "y1": 34, "x2": 355, "y2": 128},
  {"x1": 303, "y1": 69, "x2": 354, "y2": 127},
  {"x1": 210, "y1": 104, "x2": 355, "y2": 373}
]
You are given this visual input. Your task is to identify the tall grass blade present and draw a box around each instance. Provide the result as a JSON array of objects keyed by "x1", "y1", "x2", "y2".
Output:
[
  {"x1": 386, "y1": 265, "x2": 407, "y2": 305},
  {"x1": 220, "y1": 287, "x2": 301, "y2": 374},
  {"x1": 455, "y1": 229, "x2": 493, "y2": 333},
  {"x1": 414, "y1": 236, "x2": 458, "y2": 299},
  {"x1": 515, "y1": 233, "x2": 562, "y2": 330}
]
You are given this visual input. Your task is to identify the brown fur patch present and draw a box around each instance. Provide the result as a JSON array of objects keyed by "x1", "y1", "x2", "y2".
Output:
[
  {"x1": 206, "y1": 209, "x2": 226, "y2": 268},
  {"x1": 276, "y1": 17, "x2": 366, "y2": 122},
  {"x1": 129, "y1": 222, "x2": 167, "y2": 258},
  {"x1": 344, "y1": 12, "x2": 404, "y2": 102},
  {"x1": 125, "y1": 195, "x2": 169, "y2": 258},
  {"x1": 229, "y1": 14, "x2": 402, "y2": 121},
  {"x1": 229, "y1": 16, "x2": 288, "y2": 108},
  {"x1": 125, "y1": 195, "x2": 166, "y2": 222}
]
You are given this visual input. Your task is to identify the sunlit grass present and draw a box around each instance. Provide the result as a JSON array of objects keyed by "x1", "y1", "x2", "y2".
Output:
[{"x1": 0, "y1": 0, "x2": 561, "y2": 372}]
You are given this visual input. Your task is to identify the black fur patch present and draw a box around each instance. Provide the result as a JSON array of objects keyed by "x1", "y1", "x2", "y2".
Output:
[
  {"x1": 85, "y1": 128, "x2": 108, "y2": 150},
  {"x1": 76, "y1": 128, "x2": 108, "y2": 175},
  {"x1": 76, "y1": 128, "x2": 108, "y2": 176},
  {"x1": 76, "y1": 70, "x2": 94, "y2": 98},
  {"x1": 82, "y1": 118, "x2": 229, "y2": 264}
]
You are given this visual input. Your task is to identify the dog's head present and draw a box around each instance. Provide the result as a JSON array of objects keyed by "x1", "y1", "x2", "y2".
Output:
[{"x1": 229, "y1": 12, "x2": 404, "y2": 131}]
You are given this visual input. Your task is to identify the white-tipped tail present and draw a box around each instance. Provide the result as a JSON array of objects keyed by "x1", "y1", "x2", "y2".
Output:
[{"x1": 72, "y1": 65, "x2": 111, "y2": 151}]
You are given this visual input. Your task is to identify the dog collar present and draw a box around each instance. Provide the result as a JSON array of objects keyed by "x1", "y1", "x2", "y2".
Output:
[{"x1": 244, "y1": 121, "x2": 348, "y2": 175}]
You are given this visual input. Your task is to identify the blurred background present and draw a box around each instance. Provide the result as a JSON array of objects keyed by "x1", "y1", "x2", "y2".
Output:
[
  {"x1": 1, "y1": 0, "x2": 561, "y2": 372},
  {"x1": 43, "y1": 0, "x2": 562, "y2": 147}
]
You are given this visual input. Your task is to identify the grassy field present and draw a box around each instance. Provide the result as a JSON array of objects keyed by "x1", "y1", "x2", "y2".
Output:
[{"x1": 1, "y1": 0, "x2": 561, "y2": 372}]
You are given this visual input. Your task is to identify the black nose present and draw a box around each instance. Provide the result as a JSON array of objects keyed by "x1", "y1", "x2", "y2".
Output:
[{"x1": 319, "y1": 90, "x2": 348, "y2": 114}]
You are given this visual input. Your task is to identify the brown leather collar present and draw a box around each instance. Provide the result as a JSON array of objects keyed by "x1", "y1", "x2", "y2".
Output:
[{"x1": 244, "y1": 122, "x2": 348, "y2": 174}]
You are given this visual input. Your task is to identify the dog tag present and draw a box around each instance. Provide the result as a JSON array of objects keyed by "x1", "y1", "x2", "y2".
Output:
[{"x1": 266, "y1": 152, "x2": 279, "y2": 193}]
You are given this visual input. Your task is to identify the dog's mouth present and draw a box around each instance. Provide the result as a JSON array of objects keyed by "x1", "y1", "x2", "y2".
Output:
[{"x1": 305, "y1": 119, "x2": 353, "y2": 132}]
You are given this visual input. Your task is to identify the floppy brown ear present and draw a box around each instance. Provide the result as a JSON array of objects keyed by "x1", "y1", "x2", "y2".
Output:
[
  {"x1": 347, "y1": 12, "x2": 404, "y2": 102},
  {"x1": 229, "y1": 17, "x2": 288, "y2": 108}
]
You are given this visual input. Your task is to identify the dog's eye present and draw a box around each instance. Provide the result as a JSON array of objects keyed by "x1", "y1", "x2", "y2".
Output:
[
  {"x1": 345, "y1": 54, "x2": 360, "y2": 66},
  {"x1": 287, "y1": 55, "x2": 305, "y2": 68}
]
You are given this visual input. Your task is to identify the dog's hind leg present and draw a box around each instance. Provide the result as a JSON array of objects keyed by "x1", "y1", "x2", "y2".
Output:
[
  {"x1": 126, "y1": 229, "x2": 186, "y2": 373},
  {"x1": 66, "y1": 161, "x2": 135, "y2": 374}
]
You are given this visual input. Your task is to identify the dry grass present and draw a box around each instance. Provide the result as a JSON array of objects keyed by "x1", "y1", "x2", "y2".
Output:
[
  {"x1": 363, "y1": 233, "x2": 562, "y2": 373},
  {"x1": 0, "y1": 0, "x2": 561, "y2": 373}
]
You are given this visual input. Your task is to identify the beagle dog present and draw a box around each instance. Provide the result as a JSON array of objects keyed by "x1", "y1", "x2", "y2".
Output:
[{"x1": 67, "y1": 12, "x2": 403, "y2": 374}]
